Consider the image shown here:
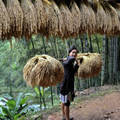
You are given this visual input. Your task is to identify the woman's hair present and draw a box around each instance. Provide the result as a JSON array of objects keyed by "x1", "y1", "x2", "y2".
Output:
[{"x1": 68, "y1": 45, "x2": 78, "y2": 53}]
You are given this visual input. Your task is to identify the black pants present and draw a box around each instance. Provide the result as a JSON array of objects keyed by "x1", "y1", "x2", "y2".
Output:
[{"x1": 64, "y1": 100, "x2": 70, "y2": 106}]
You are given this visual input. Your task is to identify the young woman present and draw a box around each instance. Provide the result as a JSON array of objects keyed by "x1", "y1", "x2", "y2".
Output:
[{"x1": 60, "y1": 45, "x2": 79, "y2": 120}]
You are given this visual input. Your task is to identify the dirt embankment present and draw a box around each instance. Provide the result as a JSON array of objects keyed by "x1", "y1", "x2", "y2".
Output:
[{"x1": 47, "y1": 86, "x2": 120, "y2": 120}]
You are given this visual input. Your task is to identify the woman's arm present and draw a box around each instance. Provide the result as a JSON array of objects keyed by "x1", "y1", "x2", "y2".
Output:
[
  {"x1": 63, "y1": 56, "x2": 75, "y2": 66},
  {"x1": 74, "y1": 61, "x2": 79, "y2": 73}
]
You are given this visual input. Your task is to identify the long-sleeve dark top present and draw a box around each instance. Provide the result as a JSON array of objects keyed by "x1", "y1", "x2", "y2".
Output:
[{"x1": 60, "y1": 56, "x2": 79, "y2": 95}]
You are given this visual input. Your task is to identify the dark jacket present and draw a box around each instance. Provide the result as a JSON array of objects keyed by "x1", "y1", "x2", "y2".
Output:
[{"x1": 60, "y1": 56, "x2": 79, "y2": 95}]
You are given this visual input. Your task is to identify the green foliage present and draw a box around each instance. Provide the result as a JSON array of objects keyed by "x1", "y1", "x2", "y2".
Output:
[
  {"x1": 0, "y1": 35, "x2": 103, "y2": 93},
  {"x1": 0, "y1": 34, "x2": 107, "y2": 115},
  {"x1": 34, "y1": 87, "x2": 40, "y2": 97},
  {"x1": 0, "y1": 93, "x2": 28, "y2": 120},
  {"x1": 34, "y1": 87, "x2": 44, "y2": 97}
]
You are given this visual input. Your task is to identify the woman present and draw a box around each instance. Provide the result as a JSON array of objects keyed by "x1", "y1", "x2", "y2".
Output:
[{"x1": 60, "y1": 45, "x2": 79, "y2": 120}]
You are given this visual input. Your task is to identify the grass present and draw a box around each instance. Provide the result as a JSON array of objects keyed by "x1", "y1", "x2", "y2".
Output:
[
  {"x1": 75, "y1": 85, "x2": 120, "y2": 105},
  {"x1": 24, "y1": 104, "x2": 61, "y2": 120},
  {"x1": 24, "y1": 85, "x2": 120, "y2": 120}
]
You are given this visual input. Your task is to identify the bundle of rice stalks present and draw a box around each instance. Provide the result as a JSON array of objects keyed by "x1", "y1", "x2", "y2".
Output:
[
  {"x1": 52, "y1": 0, "x2": 65, "y2": 38},
  {"x1": 6, "y1": 0, "x2": 23, "y2": 39},
  {"x1": 87, "y1": 3, "x2": 96, "y2": 34},
  {"x1": 115, "y1": 5, "x2": 120, "y2": 35},
  {"x1": 102, "y1": 7, "x2": 112, "y2": 35},
  {"x1": 100, "y1": 1, "x2": 119, "y2": 35},
  {"x1": 42, "y1": 1, "x2": 56, "y2": 38},
  {"x1": 23, "y1": 55, "x2": 64, "y2": 87},
  {"x1": 93, "y1": 0, "x2": 108, "y2": 34},
  {"x1": 20, "y1": 0, "x2": 37, "y2": 40},
  {"x1": 109, "y1": 5, "x2": 120, "y2": 35},
  {"x1": 69, "y1": 1, "x2": 81, "y2": 37},
  {"x1": 76, "y1": 53, "x2": 102, "y2": 78},
  {"x1": 79, "y1": 2, "x2": 91, "y2": 34},
  {"x1": 34, "y1": 0, "x2": 47, "y2": 34},
  {"x1": 43, "y1": 0, "x2": 64, "y2": 38},
  {"x1": 59, "y1": 2, "x2": 73, "y2": 38},
  {"x1": 0, "y1": 0, "x2": 10, "y2": 39}
]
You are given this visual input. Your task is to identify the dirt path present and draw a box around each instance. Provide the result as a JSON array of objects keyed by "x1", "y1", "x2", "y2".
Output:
[{"x1": 47, "y1": 92, "x2": 120, "y2": 120}]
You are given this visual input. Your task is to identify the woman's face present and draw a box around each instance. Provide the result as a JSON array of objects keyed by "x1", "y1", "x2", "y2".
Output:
[{"x1": 69, "y1": 49, "x2": 77, "y2": 58}]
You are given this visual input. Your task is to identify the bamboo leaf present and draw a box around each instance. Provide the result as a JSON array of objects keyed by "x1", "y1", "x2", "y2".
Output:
[
  {"x1": 34, "y1": 87, "x2": 40, "y2": 96},
  {"x1": 15, "y1": 93, "x2": 23, "y2": 111},
  {"x1": 0, "y1": 105, "x2": 13, "y2": 119},
  {"x1": 14, "y1": 113, "x2": 21, "y2": 120},
  {"x1": 41, "y1": 87, "x2": 44, "y2": 96},
  {"x1": 20, "y1": 97, "x2": 28, "y2": 105},
  {"x1": 6, "y1": 100, "x2": 16, "y2": 111}
]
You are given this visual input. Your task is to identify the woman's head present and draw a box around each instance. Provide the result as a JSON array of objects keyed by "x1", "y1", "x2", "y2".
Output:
[{"x1": 68, "y1": 45, "x2": 78, "y2": 58}]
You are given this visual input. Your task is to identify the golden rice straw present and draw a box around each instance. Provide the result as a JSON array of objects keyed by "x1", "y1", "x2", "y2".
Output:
[
  {"x1": 42, "y1": 1, "x2": 58, "y2": 38},
  {"x1": 76, "y1": 53, "x2": 102, "y2": 78},
  {"x1": 6, "y1": 0, "x2": 23, "y2": 39},
  {"x1": 20, "y1": 0, "x2": 37, "y2": 40},
  {"x1": 87, "y1": 3, "x2": 96, "y2": 35},
  {"x1": 79, "y1": 2, "x2": 92, "y2": 34},
  {"x1": 115, "y1": 4, "x2": 120, "y2": 35},
  {"x1": 93, "y1": 0, "x2": 107, "y2": 34},
  {"x1": 70, "y1": 1, "x2": 81, "y2": 37},
  {"x1": 0, "y1": 23, "x2": 1, "y2": 38},
  {"x1": 109, "y1": 5, "x2": 120, "y2": 35},
  {"x1": 52, "y1": 0, "x2": 65, "y2": 38},
  {"x1": 59, "y1": 2, "x2": 73, "y2": 38},
  {"x1": 102, "y1": 7, "x2": 112, "y2": 35},
  {"x1": 34, "y1": 0, "x2": 47, "y2": 34},
  {"x1": 100, "y1": 1, "x2": 119, "y2": 35},
  {"x1": 23, "y1": 55, "x2": 64, "y2": 87},
  {"x1": 43, "y1": 0, "x2": 64, "y2": 38},
  {"x1": 44, "y1": 0, "x2": 64, "y2": 37},
  {"x1": 23, "y1": 55, "x2": 52, "y2": 87},
  {"x1": 0, "y1": 0, "x2": 10, "y2": 40},
  {"x1": 44, "y1": 55, "x2": 64, "y2": 84}
]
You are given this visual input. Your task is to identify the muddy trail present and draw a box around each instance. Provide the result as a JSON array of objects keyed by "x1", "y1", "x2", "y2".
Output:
[{"x1": 46, "y1": 87, "x2": 120, "y2": 120}]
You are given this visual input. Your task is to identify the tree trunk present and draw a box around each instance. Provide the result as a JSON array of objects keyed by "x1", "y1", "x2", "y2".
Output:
[
  {"x1": 109, "y1": 37, "x2": 114, "y2": 84},
  {"x1": 49, "y1": 37, "x2": 56, "y2": 57},
  {"x1": 89, "y1": 36, "x2": 93, "y2": 53},
  {"x1": 65, "y1": 39, "x2": 69, "y2": 56},
  {"x1": 113, "y1": 37, "x2": 118, "y2": 84},
  {"x1": 42, "y1": 88, "x2": 46, "y2": 109},
  {"x1": 117, "y1": 38, "x2": 120, "y2": 83},
  {"x1": 95, "y1": 35, "x2": 101, "y2": 53},
  {"x1": 80, "y1": 36, "x2": 84, "y2": 53},
  {"x1": 50, "y1": 87, "x2": 54, "y2": 106},
  {"x1": 39, "y1": 87, "x2": 42, "y2": 109},
  {"x1": 101, "y1": 35, "x2": 109, "y2": 85},
  {"x1": 42, "y1": 36, "x2": 47, "y2": 54},
  {"x1": 84, "y1": 34, "x2": 89, "y2": 52},
  {"x1": 9, "y1": 44, "x2": 13, "y2": 96}
]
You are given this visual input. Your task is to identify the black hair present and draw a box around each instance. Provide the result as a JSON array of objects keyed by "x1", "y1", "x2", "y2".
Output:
[{"x1": 68, "y1": 45, "x2": 78, "y2": 54}]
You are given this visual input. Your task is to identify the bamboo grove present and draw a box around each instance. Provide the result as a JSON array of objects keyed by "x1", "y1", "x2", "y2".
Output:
[{"x1": 0, "y1": 0, "x2": 120, "y2": 41}]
